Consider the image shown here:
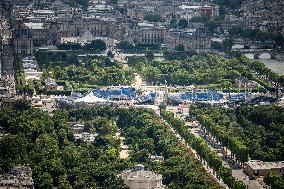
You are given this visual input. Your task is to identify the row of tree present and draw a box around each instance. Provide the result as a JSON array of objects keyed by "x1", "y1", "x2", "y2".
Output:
[
  {"x1": 116, "y1": 41, "x2": 160, "y2": 51},
  {"x1": 127, "y1": 53, "x2": 282, "y2": 93},
  {"x1": 57, "y1": 39, "x2": 107, "y2": 51},
  {"x1": 160, "y1": 107, "x2": 246, "y2": 189},
  {"x1": 190, "y1": 105, "x2": 284, "y2": 161},
  {"x1": 14, "y1": 55, "x2": 26, "y2": 94},
  {"x1": 239, "y1": 56, "x2": 284, "y2": 93},
  {"x1": 36, "y1": 52, "x2": 134, "y2": 90},
  {"x1": 14, "y1": 55, "x2": 45, "y2": 96},
  {"x1": 229, "y1": 25, "x2": 284, "y2": 47},
  {"x1": 191, "y1": 108, "x2": 249, "y2": 165},
  {"x1": 127, "y1": 53, "x2": 251, "y2": 88},
  {"x1": 65, "y1": 105, "x2": 227, "y2": 188},
  {"x1": 116, "y1": 107, "x2": 223, "y2": 188}
]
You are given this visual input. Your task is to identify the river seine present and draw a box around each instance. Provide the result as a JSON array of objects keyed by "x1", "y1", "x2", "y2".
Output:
[{"x1": 260, "y1": 59, "x2": 284, "y2": 75}]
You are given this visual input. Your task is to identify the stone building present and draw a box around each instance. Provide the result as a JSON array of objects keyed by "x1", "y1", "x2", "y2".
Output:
[
  {"x1": 12, "y1": 14, "x2": 117, "y2": 55},
  {"x1": 57, "y1": 16, "x2": 116, "y2": 39},
  {"x1": 14, "y1": 20, "x2": 59, "y2": 55},
  {"x1": 165, "y1": 29, "x2": 211, "y2": 53},
  {"x1": 200, "y1": 5, "x2": 219, "y2": 18},
  {"x1": 121, "y1": 164, "x2": 165, "y2": 189},
  {"x1": 24, "y1": 22, "x2": 52, "y2": 47},
  {"x1": 244, "y1": 160, "x2": 284, "y2": 177},
  {"x1": 127, "y1": 22, "x2": 166, "y2": 45},
  {"x1": 0, "y1": 165, "x2": 34, "y2": 189},
  {"x1": 13, "y1": 21, "x2": 34, "y2": 55}
]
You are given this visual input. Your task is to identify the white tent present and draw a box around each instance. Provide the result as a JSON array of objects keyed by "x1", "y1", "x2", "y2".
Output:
[{"x1": 75, "y1": 93, "x2": 107, "y2": 103}]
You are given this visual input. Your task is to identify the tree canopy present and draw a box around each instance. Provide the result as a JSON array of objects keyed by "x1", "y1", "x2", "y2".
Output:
[
  {"x1": 0, "y1": 105, "x2": 228, "y2": 188},
  {"x1": 127, "y1": 53, "x2": 282, "y2": 92},
  {"x1": 144, "y1": 13, "x2": 162, "y2": 22},
  {"x1": 35, "y1": 52, "x2": 134, "y2": 91},
  {"x1": 178, "y1": 18, "x2": 188, "y2": 29},
  {"x1": 191, "y1": 105, "x2": 284, "y2": 161},
  {"x1": 84, "y1": 39, "x2": 107, "y2": 51}
]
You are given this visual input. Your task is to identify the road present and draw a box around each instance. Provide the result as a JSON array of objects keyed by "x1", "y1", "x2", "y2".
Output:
[
  {"x1": 159, "y1": 114, "x2": 228, "y2": 188},
  {"x1": 167, "y1": 105, "x2": 265, "y2": 189},
  {"x1": 132, "y1": 76, "x2": 228, "y2": 187},
  {"x1": 115, "y1": 132, "x2": 129, "y2": 159}
]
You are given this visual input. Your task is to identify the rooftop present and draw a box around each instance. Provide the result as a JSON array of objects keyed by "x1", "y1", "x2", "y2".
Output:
[
  {"x1": 33, "y1": 10, "x2": 55, "y2": 14},
  {"x1": 0, "y1": 165, "x2": 34, "y2": 188},
  {"x1": 246, "y1": 160, "x2": 284, "y2": 170},
  {"x1": 121, "y1": 164, "x2": 163, "y2": 182},
  {"x1": 24, "y1": 22, "x2": 44, "y2": 29}
]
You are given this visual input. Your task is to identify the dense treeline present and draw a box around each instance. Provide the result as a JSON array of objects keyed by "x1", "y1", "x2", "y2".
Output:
[
  {"x1": 240, "y1": 56, "x2": 284, "y2": 92},
  {"x1": 35, "y1": 52, "x2": 134, "y2": 89},
  {"x1": 129, "y1": 54, "x2": 243, "y2": 86},
  {"x1": 60, "y1": 106, "x2": 225, "y2": 188},
  {"x1": 229, "y1": 26, "x2": 284, "y2": 47},
  {"x1": 117, "y1": 41, "x2": 160, "y2": 51},
  {"x1": 67, "y1": 106, "x2": 224, "y2": 188},
  {"x1": 160, "y1": 108, "x2": 246, "y2": 189},
  {"x1": 191, "y1": 105, "x2": 284, "y2": 161},
  {"x1": 2, "y1": 101, "x2": 280, "y2": 188},
  {"x1": 14, "y1": 55, "x2": 25, "y2": 93},
  {"x1": 64, "y1": 0, "x2": 89, "y2": 9},
  {"x1": 215, "y1": 0, "x2": 242, "y2": 9},
  {"x1": 264, "y1": 172, "x2": 284, "y2": 189},
  {"x1": 116, "y1": 108, "x2": 223, "y2": 189},
  {"x1": 0, "y1": 101, "x2": 128, "y2": 188},
  {"x1": 144, "y1": 13, "x2": 162, "y2": 22},
  {"x1": 14, "y1": 55, "x2": 45, "y2": 96},
  {"x1": 128, "y1": 53, "x2": 283, "y2": 91},
  {"x1": 0, "y1": 103, "x2": 229, "y2": 188}
]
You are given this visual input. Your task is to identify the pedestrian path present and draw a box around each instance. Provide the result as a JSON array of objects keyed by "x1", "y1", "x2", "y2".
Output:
[
  {"x1": 159, "y1": 115, "x2": 228, "y2": 188},
  {"x1": 169, "y1": 106, "x2": 264, "y2": 189}
]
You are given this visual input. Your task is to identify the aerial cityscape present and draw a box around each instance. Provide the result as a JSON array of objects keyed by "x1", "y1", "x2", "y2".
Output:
[{"x1": 0, "y1": 0, "x2": 283, "y2": 189}]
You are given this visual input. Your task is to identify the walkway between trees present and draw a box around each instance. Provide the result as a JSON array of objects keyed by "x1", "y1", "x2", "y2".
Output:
[
  {"x1": 167, "y1": 106, "x2": 264, "y2": 189},
  {"x1": 158, "y1": 115, "x2": 229, "y2": 188}
]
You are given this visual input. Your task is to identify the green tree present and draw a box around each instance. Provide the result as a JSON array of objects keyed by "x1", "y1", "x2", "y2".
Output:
[
  {"x1": 13, "y1": 99, "x2": 32, "y2": 111},
  {"x1": 116, "y1": 41, "x2": 134, "y2": 51},
  {"x1": 233, "y1": 180, "x2": 246, "y2": 189},
  {"x1": 211, "y1": 41, "x2": 223, "y2": 50},
  {"x1": 107, "y1": 50, "x2": 115, "y2": 59},
  {"x1": 178, "y1": 18, "x2": 188, "y2": 29},
  {"x1": 84, "y1": 39, "x2": 107, "y2": 51},
  {"x1": 175, "y1": 44, "x2": 185, "y2": 51},
  {"x1": 110, "y1": 0, "x2": 118, "y2": 4},
  {"x1": 205, "y1": 20, "x2": 217, "y2": 33},
  {"x1": 189, "y1": 16, "x2": 210, "y2": 23},
  {"x1": 58, "y1": 175, "x2": 72, "y2": 189},
  {"x1": 0, "y1": 134, "x2": 29, "y2": 172},
  {"x1": 170, "y1": 15, "x2": 178, "y2": 28},
  {"x1": 216, "y1": 0, "x2": 242, "y2": 9},
  {"x1": 222, "y1": 38, "x2": 234, "y2": 52},
  {"x1": 144, "y1": 13, "x2": 162, "y2": 22},
  {"x1": 145, "y1": 52, "x2": 155, "y2": 61},
  {"x1": 264, "y1": 172, "x2": 284, "y2": 189},
  {"x1": 35, "y1": 172, "x2": 53, "y2": 189},
  {"x1": 65, "y1": 0, "x2": 89, "y2": 9}
]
